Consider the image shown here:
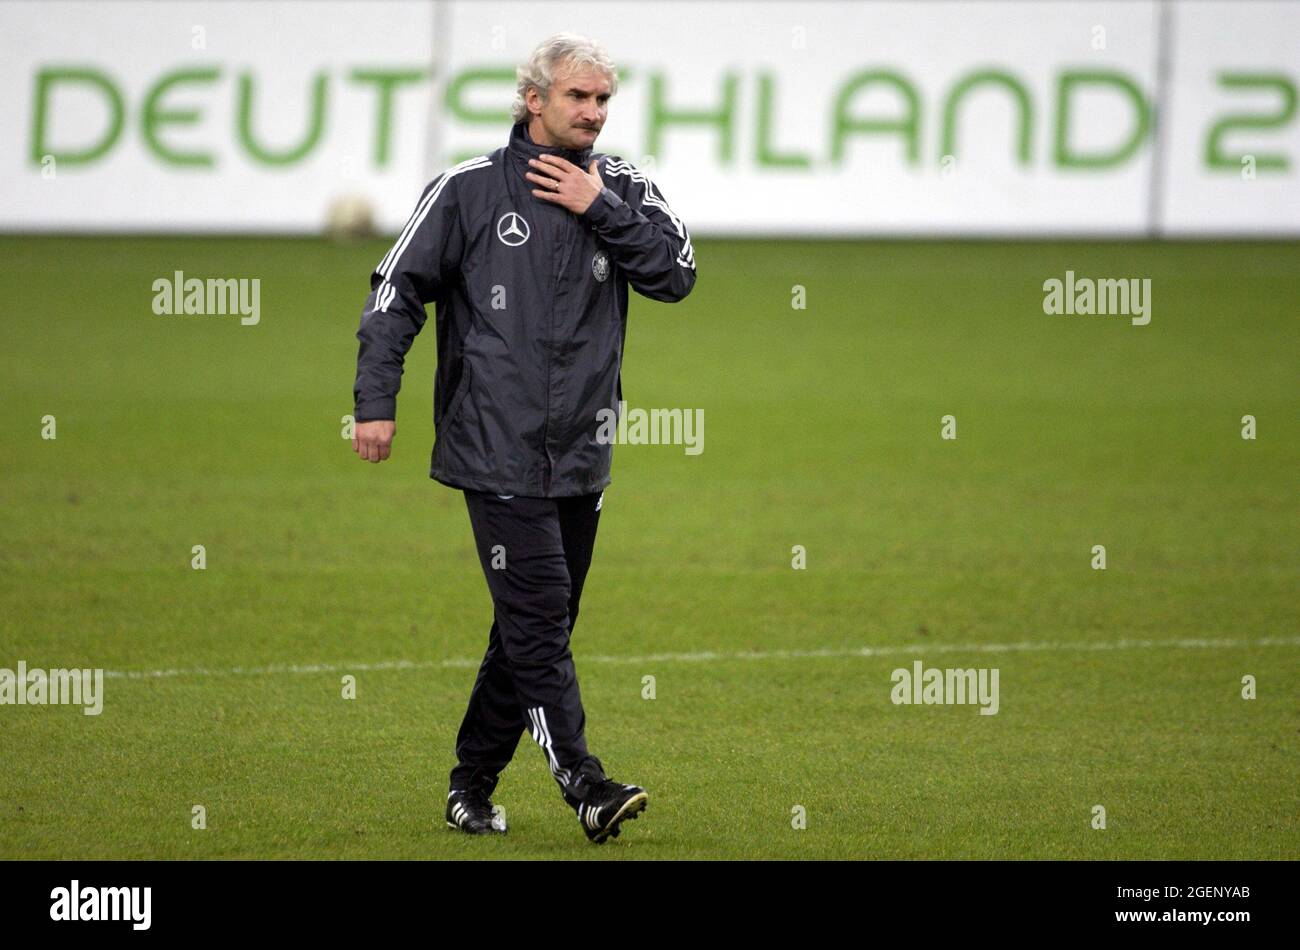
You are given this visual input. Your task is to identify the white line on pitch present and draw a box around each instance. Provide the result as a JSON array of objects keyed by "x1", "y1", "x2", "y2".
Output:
[{"x1": 100, "y1": 636, "x2": 1300, "y2": 681}]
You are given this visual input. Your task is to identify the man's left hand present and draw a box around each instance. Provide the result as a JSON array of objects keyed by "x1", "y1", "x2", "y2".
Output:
[{"x1": 527, "y1": 156, "x2": 603, "y2": 215}]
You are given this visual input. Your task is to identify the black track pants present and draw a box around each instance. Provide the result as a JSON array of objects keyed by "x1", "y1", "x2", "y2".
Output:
[{"x1": 448, "y1": 488, "x2": 607, "y2": 805}]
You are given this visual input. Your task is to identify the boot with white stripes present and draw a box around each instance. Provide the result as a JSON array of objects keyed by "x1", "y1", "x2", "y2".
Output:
[
  {"x1": 445, "y1": 787, "x2": 507, "y2": 835},
  {"x1": 576, "y1": 780, "x2": 648, "y2": 844}
]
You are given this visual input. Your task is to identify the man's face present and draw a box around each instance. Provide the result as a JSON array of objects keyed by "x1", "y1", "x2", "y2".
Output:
[{"x1": 528, "y1": 64, "x2": 611, "y2": 150}]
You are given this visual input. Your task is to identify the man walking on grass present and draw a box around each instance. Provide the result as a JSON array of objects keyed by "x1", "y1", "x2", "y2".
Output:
[{"x1": 350, "y1": 32, "x2": 697, "y2": 843}]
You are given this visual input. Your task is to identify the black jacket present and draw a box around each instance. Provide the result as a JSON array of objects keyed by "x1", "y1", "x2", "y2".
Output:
[{"x1": 352, "y1": 119, "x2": 697, "y2": 496}]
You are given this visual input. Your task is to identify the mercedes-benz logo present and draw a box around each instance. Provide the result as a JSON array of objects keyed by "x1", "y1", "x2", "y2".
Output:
[{"x1": 496, "y1": 212, "x2": 530, "y2": 246}]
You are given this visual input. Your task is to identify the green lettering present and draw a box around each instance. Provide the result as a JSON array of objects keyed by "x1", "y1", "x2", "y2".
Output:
[
  {"x1": 1054, "y1": 70, "x2": 1150, "y2": 169},
  {"x1": 31, "y1": 67, "x2": 125, "y2": 166},
  {"x1": 831, "y1": 70, "x2": 920, "y2": 166},
  {"x1": 1205, "y1": 73, "x2": 1296, "y2": 171},
  {"x1": 646, "y1": 72, "x2": 737, "y2": 164},
  {"x1": 238, "y1": 71, "x2": 328, "y2": 165},
  {"x1": 756, "y1": 72, "x2": 810, "y2": 169},
  {"x1": 445, "y1": 66, "x2": 515, "y2": 125},
  {"x1": 942, "y1": 69, "x2": 1033, "y2": 165},
  {"x1": 142, "y1": 67, "x2": 219, "y2": 167},
  {"x1": 349, "y1": 69, "x2": 427, "y2": 167}
]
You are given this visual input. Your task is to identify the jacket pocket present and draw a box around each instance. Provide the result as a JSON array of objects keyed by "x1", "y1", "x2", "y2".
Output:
[{"x1": 438, "y1": 361, "x2": 473, "y2": 432}]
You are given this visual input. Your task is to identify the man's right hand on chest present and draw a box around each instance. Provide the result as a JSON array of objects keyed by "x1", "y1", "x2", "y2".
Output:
[{"x1": 353, "y1": 420, "x2": 396, "y2": 463}]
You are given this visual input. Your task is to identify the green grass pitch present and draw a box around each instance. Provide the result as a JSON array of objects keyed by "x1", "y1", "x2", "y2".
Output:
[{"x1": 0, "y1": 236, "x2": 1295, "y2": 859}]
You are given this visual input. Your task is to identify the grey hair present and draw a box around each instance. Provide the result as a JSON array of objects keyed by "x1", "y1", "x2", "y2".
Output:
[{"x1": 511, "y1": 33, "x2": 618, "y2": 124}]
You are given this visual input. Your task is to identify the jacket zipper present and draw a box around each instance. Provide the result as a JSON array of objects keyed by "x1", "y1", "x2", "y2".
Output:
[
  {"x1": 542, "y1": 210, "x2": 582, "y2": 493},
  {"x1": 541, "y1": 209, "x2": 560, "y2": 494}
]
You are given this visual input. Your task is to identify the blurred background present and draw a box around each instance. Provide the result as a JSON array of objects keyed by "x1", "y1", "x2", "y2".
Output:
[{"x1": 4, "y1": 0, "x2": 1297, "y2": 237}]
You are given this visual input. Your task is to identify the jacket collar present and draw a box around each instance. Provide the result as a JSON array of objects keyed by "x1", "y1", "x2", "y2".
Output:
[{"x1": 507, "y1": 119, "x2": 594, "y2": 171}]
